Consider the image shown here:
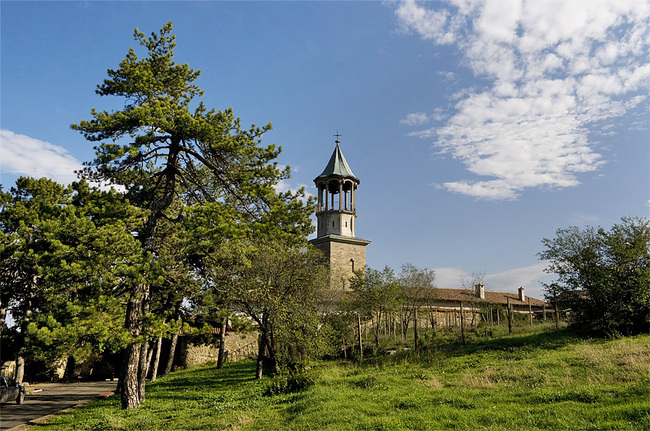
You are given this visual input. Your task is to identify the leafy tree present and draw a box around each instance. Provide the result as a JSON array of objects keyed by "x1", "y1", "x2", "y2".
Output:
[
  {"x1": 459, "y1": 271, "x2": 489, "y2": 327},
  {"x1": 397, "y1": 263, "x2": 436, "y2": 342},
  {"x1": 198, "y1": 239, "x2": 327, "y2": 379},
  {"x1": 0, "y1": 178, "x2": 145, "y2": 382},
  {"x1": 350, "y1": 266, "x2": 401, "y2": 351},
  {"x1": 540, "y1": 217, "x2": 650, "y2": 335},
  {"x1": 0, "y1": 177, "x2": 69, "y2": 382},
  {"x1": 71, "y1": 22, "x2": 313, "y2": 408}
]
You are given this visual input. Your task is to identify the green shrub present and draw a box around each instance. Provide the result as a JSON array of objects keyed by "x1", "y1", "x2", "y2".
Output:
[{"x1": 265, "y1": 372, "x2": 315, "y2": 396}]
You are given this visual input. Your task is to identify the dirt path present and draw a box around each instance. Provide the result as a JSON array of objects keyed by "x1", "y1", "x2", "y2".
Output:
[{"x1": 0, "y1": 380, "x2": 117, "y2": 430}]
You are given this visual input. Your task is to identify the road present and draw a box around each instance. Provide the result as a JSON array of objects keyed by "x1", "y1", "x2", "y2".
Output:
[{"x1": 0, "y1": 380, "x2": 117, "y2": 430}]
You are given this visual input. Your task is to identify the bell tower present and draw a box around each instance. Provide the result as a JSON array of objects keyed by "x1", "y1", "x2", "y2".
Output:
[{"x1": 310, "y1": 135, "x2": 370, "y2": 288}]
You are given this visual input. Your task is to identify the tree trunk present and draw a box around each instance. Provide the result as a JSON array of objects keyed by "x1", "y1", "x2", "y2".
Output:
[
  {"x1": 256, "y1": 333, "x2": 265, "y2": 379},
  {"x1": 164, "y1": 332, "x2": 178, "y2": 376},
  {"x1": 63, "y1": 355, "x2": 76, "y2": 381},
  {"x1": 150, "y1": 335, "x2": 163, "y2": 382},
  {"x1": 120, "y1": 283, "x2": 145, "y2": 409},
  {"x1": 267, "y1": 331, "x2": 278, "y2": 375},
  {"x1": 374, "y1": 313, "x2": 381, "y2": 351},
  {"x1": 145, "y1": 343, "x2": 154, "y2": 377},
  {"x1": 393, "y1": 315, "x2": 397, "y2": 342},
  {"x1": 554, "y1": 300, "x2": 560, "y2": 330},
  {"x1": 217, "y1": 315, "x2": 228, "y2": 369},
  {"x1": 138, "y1": 336, "x2": 150, "y2": 402},
  {"x1": 16, "y1": 293, "x2": 33, "y2": 385},
  {"x1": 528, "y1": 298, "x2": 533, "y2": 326},
  {"x1": 364, "y1": 319, "x2": 368, "y2": 344},
  {"x1": 115, "y1": 350, "x2": 125, "y2": 394},
  {"x1": 15, "y1": 356, "x2": 25, "y2": 384},
  {"x1": 120, "y1": 342, "x2": 142, "y2": 409}
]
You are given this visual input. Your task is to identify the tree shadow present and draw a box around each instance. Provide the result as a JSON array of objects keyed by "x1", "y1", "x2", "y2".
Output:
[
  {"x1": 146, "y1": 360, "x2": 263, "y2": 403},
  {"x1": 432, "y1": 329, "x2": 580, "y2": 357}
]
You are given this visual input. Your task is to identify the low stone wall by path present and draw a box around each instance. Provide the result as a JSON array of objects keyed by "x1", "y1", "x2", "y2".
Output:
[{"x1": 183, "y1": 332, "x2": 257, "y2": 368}]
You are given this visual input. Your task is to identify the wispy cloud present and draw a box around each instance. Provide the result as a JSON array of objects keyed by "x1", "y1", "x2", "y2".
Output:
[
  {"x1": 395, "y1": 0, "x2": 650, "y2": 200},
  {"x1": 484, "y1": 262, "x2": 551, "y2": 291},
  {"x1": 400, "y1": 109, "x2": 448, "y2": 128},
  {"x1": 400, "y1": 112, "x2": 431, "y2": 126},
  {"x1": 0, "y1": 129, "x2": 84, "y2": 186}
]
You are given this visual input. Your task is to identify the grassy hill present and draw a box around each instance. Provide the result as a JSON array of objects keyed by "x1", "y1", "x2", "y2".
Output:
[{"x1": 41, "y1": 329, "x2": 649, "y2": 430}]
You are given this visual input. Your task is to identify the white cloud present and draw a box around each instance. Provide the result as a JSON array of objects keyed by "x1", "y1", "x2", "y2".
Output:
[
  {"x1": 401, "y1": 109, "x2": 449, "y2": 128},
  {"x1": 395, "y1": 0, "x2": 459, "y2": 45},
  {"x1": 274, "y1": 179, "x2": 315, "y2": 204},
  {"x1": 432, "y1": 266, "x2": 468, "y2": 288},
  {"x1": 438, "y1": 71, "x2": 456, "y2": 81},
  {"x1": 395, "y1": 0, "x2": 650, "y2": 200},
  {"x1": 484, "y1": 262, "x2": 551, "y2": 292},
  {"x1": 0, "y1": 129, "x2": 84, "y2": 186},
  {"x1": 400, "y1": 112, "x2": 431, "y2": 126}
]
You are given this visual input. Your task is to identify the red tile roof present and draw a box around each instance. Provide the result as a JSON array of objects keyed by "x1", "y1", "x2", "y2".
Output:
[{"x1": 434, "y1": 288, "x2": 547, "y2": 307}]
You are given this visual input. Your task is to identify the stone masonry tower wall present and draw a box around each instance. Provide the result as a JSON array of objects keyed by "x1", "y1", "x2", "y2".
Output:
[{"x1": 310, "y1": 138, "x2": 370, "y2": 288}]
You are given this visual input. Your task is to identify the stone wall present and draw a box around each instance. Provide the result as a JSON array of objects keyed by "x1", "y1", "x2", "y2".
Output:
[
  {"x1": 330, "y1": 240, "x2": 367, "y2": 278},
  {"x1": 183, "y1": 332, "x2": 258, "y2": 368},
  {"x1": 312, "y1": 236, "x2": 369, "y2": 289}
]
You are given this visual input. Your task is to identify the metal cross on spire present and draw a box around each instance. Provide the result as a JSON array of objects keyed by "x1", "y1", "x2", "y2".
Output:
[{"x1": 334, "y1": 131, "x2": 342, "y2": 144}]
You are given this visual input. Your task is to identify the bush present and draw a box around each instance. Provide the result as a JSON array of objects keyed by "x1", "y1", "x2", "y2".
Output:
[
  {"x1": 265, "y1": 371, "x2": 315, "y2": 396},
  {"x1": 541, "y1": 217, "x2": 650, "y2": 335}
]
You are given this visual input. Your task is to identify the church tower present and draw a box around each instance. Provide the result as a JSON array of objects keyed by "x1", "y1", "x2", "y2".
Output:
[{"x1": 310, "y1": 136, "x2": 370, "y2": 288}]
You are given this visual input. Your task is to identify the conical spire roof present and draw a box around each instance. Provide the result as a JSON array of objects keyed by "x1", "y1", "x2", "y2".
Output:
[{"x1": 315, "y1": 143, "x2": 359, "y2": 182}]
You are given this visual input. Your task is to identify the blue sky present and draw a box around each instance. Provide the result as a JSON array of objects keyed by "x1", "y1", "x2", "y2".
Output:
[{"x1": 2, "y1": 1, "x2": 648, "y2": 299}]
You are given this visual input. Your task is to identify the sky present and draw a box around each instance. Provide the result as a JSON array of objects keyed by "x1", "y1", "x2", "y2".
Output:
[{"x1": 1, "y1": 0, "x2": 649, "y2": 300}]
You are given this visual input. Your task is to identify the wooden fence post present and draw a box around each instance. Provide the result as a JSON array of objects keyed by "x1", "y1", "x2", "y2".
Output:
[
  {"x1": 507, "y1": 297, "x2": 513, "y2": 335},
  {"x1": 357, "y1": 313, "x2": 363, "y2": 361},
  {"x1": 460, "y1": 302, "x2": 466, "y2": 345},
  {"x1": 414, "y1": 307, "x2": 419, "y2": 351}
]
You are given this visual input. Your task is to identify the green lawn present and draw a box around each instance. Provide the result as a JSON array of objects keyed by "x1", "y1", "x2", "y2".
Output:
[{"x1": 39, "y1": 330, "x2": 650, "y2": 430}]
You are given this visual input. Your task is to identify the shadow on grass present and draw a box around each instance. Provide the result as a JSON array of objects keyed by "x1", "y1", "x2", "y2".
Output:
[
  {"x1": 372, "y1": 329, "x2": 581, "y2": 365},
  {"x1": 453, "y1": 328, "x2": 579, "y2": 353},
  {"x1": 153, "y1": 360, "x2": 256, "y2": 387}
]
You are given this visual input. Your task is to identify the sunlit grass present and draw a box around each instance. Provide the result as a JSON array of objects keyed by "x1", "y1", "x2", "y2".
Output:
[{"x1": 39, "y1": 329, "x2": 650, "y2": 430}]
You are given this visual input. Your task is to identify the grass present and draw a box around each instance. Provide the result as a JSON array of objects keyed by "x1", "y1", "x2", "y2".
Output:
[{"x1": 38, "y1": 328, "x2": 650, "y2": 430}]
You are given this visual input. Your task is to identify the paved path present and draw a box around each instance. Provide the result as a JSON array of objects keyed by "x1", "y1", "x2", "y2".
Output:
[{"x1": 0, "y1": 381, "x2": 117, "y2": 430}]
